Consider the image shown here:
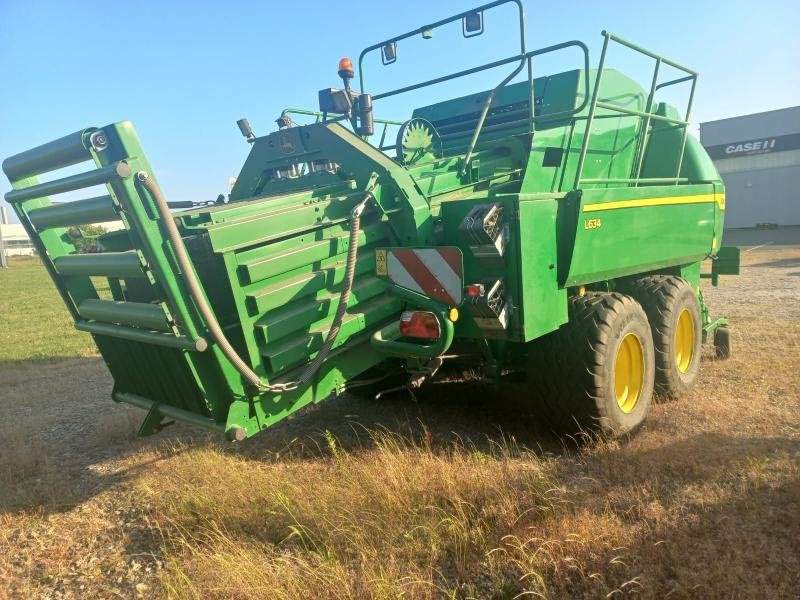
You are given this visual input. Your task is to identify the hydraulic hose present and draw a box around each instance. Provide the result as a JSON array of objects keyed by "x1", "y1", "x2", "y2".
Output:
[{"x1": 137, "y1": 170, "x2": 370, "y2": 394}]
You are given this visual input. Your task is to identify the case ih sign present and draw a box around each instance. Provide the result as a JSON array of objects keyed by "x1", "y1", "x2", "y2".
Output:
[{"x1": 704, "y1": 132, "x2": 800, "y2": 160}]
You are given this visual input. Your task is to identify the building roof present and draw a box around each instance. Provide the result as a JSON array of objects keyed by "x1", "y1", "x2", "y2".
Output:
[{"x1": 700, "y1": 106, "x2": 800, "y2": 146}]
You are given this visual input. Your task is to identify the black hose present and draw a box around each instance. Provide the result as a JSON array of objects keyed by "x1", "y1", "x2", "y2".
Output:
[{"x1": 137, "y1": 170, "x2": 370, "y2": 393}]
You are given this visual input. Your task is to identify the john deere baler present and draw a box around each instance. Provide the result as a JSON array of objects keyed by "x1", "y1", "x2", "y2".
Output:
[{"x1": 3, "y1": 1, "x2": 738, "y2": 440}]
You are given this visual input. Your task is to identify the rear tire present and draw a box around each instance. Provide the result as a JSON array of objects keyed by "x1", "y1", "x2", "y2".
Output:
[
  {"x1": 621, "y1": 276, "x2": 702, "y2": 398},
  {"x1": 527, "y1": 292, "x2": 655, "y2": 438}
]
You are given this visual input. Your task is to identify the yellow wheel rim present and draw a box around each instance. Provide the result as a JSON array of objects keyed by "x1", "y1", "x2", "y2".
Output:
[
  {"x1": 674, "y1": 309, "x2": 695, "y2": 374},
  {"x1": 614, "y1": 333, "x2": 644, "y2": 413}
]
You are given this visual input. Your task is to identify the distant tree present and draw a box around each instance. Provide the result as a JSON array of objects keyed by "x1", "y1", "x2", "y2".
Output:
[{"x1": 67, "y1": 224, "x2": 107, "y2": 253}]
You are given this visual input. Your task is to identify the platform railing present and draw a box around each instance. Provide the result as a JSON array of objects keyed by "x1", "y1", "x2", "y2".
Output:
[{"x1": 573, "y1": 31, "x2": 697, "y2": 189}]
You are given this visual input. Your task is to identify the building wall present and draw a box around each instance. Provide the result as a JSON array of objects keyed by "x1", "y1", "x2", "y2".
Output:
[
  {"x1": 700, "y1": 106, "x2": 800, "y2": 228},
  {"x1": 0, "y1": 224, "x2": 35, "y2": 256}
]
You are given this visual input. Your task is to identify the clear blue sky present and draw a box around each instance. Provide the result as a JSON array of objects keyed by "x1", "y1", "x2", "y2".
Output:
[{"x1": 1, "y1": 0, "x2": 798, "y2": 221}]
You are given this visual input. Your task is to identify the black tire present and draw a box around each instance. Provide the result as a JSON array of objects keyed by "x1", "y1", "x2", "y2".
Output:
[
  {"x1": 621, "y1": 275, "x2": 702, "y2": 398},
  {"x1": 527, "y1": 292, "x2": 655, "y2": 438},
  {"x1": 714, "y1": 327, "x2": 731, "y2": 359}
]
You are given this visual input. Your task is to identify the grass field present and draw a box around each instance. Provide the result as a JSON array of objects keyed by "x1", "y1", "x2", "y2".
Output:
[
  {"x1": 0, "y1": 257, "x2": 97, "y2": 367},
  {"x1": 0, "y1": 245, "x2": 798, "y2": 599}
]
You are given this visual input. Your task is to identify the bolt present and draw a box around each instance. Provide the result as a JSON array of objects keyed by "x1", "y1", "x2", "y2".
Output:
[
  {"x1": 89, "y1": 130, "x2": 108, "y2": 152},
  {"x1": 227, "y1": 426, "x2": 247, "y2": 442}
]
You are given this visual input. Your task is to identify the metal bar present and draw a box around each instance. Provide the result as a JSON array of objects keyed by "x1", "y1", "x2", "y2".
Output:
[
  {"x1": 531, "y1": 41, "x2": 592, "y2": 124},
  {"x1": 574, "y1": 33, "x2": 610, "y2": 189},
  {"x1": 280, "y1": 108, "x2": 403, "y2": 126},
  {"x1": 371, "y1": 53, "x2": 525, "y2": 101},
  {"x1": 76, "y1": 320, "x2": 206, "y2": 351},
  {"x1": 27, "y1": 195, "x2": 118, "y2": 229},
  {"x1": 527, "y1": 56, "x2": 535, "y2": 135},
  {"x1": 460, "y1": 55, "x2": 528, "y2": 176},
  {"x1": 655, "y1": 74, "x2": 694, "y2": 92},
  {"x1": 674, "y1": 75, "x2": 697, "y2": 183},
  {"x1": 579, "y1": 177, "x2": 690, "y2": 184},
  {"x1": 79, "y1": 298, "x2": 172, "y2": 332},
  {"x1": 2, "y1": 129, "x2": 95, "y2": 181},
  {"x1": 602, "y1": 31, "x2": 697, "y2": 76},
  {"x1": 594, "y1": 101, "x2": 687, "y2": 125},
  {"x1": 632, "y1": 58, "x2": 661, "y2": 184},
  {"x1": 113, "y1": 391, "x2": 224, "y2": 433},
  {"x1": 358, "y1": 0, "x2": 525, "y2": 94},
  {"x1": 0, "y1": 221, "x2": 7, "y2": 269},
  {"x1": 54, "y1": 251, "x2": 144, "y2": 277},
  {"x1": 5, "y1": 162, "x2": 131, "y2": 203}
]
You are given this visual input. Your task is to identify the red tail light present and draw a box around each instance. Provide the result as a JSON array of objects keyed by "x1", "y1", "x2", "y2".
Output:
[
  {"x1": 399, "y1": 311, "x2": 441, "y2": 340},
  {"x1": 465, "y1": 283, "x2": 484, "y2": 298}
]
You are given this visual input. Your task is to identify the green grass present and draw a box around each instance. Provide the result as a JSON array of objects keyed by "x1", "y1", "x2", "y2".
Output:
[{"x1": 0, "y1": 256, "x2": 98, "y2": 365}]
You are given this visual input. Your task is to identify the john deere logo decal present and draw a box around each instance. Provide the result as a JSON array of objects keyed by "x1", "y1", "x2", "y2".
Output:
[{"x1": 279, "y1": 132, "x2": 295, "y2": 154}]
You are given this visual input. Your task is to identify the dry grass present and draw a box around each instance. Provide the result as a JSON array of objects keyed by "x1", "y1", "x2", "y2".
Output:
[{"x1": 0, "y1": 245, "x2": 798, "y2": 599}]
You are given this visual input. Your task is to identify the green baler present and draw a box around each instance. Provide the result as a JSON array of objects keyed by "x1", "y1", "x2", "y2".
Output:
[{"x1": 3, "y1": 1, "x2": 739, "y2": 440}]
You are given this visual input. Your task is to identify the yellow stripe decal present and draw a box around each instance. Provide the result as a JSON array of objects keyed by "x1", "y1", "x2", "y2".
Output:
[{"x1": 583, "y1": 193, "x2": 717, "y2": 213}]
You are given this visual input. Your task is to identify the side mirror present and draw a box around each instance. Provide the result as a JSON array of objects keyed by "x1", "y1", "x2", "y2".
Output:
[
  {"x1": 382, "y1": 41, "x2": 397, "y2": 65},
  {"x1": 462, "y1": 11, "x2": 484, "y2": 37}
]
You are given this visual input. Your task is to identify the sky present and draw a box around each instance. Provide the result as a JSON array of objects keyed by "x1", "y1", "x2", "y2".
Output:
[{"x1": 1, "y1": 0, "x2": 798, "y2": 222}]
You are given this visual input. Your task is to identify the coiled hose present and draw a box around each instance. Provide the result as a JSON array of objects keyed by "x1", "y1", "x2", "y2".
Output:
[{"x1": 138, "y1": 170, "x2": 371, "y2": 393}]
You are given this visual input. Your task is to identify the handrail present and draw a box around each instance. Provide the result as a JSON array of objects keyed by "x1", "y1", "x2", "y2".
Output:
[
  {"x1": 357, "y1": 0, "x2": 526, "y2": 98},
  {"x1": 573, "y1": 31, "x2": 698, "y2": 189},
  {"x1": 279, "y1": 107, "x2": 403, "y2": 127}
]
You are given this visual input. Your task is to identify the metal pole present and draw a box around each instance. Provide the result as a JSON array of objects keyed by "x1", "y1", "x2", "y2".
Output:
[
  {"x1": 574, "y1": 32, "x2": 610, "y2": 189},
  {"x1": 0, "y1": 223, "x2": 7, "y2": 269},
  {"x1": 633, "y1": 58, "x2": 661, "y2": 185}
]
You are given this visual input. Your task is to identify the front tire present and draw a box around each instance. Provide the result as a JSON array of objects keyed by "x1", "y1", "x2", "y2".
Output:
[
  {"x1": 527, "y1": 293, "x2": 655, "y2": 438},
  {"x1": 621, "y1": 276, "x2": 702, "y2": 398},
  {"x1": 714, "y1": 326, "x2": 731, "y2": 359}
]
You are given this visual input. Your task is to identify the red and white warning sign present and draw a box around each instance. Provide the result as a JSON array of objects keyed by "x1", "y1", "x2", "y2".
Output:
[{"x1": 376, "y1": 247, "x2": 463, "y2": 306}]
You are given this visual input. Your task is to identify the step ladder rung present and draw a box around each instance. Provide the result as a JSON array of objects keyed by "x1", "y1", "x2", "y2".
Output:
[
  {"x1": 28, "y1": 195, "x2": 118, "y2": 229},
  {"x1": 55, "y1": 251, "x2": 144, "y2": 278},
  {"x1": 2, "y1": 129, "x2": 94, "y2": 181},
  {"x1": 78, "y1": 298, "x2": 171, "y2": 332},
  {"x1": 5, "y1": 162, "x2": 131, "y2": 204},
  {"x1": 75, "y1": 321, "x2": 206, "y2": 352}
]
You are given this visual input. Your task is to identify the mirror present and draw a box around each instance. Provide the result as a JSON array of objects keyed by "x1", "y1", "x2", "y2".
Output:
[
  {"x1": 381, "y1": 42, "x2": 397, "y2": 65},
  {"x1": 462, "y1": 11, "x2": 484, "y2": 37}
]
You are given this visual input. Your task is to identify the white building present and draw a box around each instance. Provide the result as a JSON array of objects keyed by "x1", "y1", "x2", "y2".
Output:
[
  {"x1": 0, "y1": 223, "x2": 35, "y2": 256},
  {"x1": 700, "y1": 106, "x2": 800, "y2": 229}
]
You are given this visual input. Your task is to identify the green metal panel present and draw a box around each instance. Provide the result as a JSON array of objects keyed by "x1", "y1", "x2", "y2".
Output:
[
  {"x1": 565, "y1": 184, "x2": 719, "y2": 286},
  {"x1": 516, "y1": 195, "x2": 569, "y2": 340}
]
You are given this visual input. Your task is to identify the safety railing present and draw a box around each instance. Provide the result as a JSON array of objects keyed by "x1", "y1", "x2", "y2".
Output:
[
  {"x1": 355, "y1": 2, "x2": 594, "y2": 174},
  {"x1": 573, "y1": 31, "x2": 697, "y2": 189}
]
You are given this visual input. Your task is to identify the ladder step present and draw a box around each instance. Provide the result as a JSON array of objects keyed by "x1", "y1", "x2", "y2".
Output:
[
  {"x1": 55, "y1": 251, "x2": 144, "y2": 277},
  {"x1": 2, "y1": 128, "x2": 94, "y2": 182},
  {"x1": 78, "y1": 298, "x2": 171, "y2": 332},
  {"x1": 28, "y1": 195, "x2": 118, "y2": 229},
  {"x1": 5, "y1": 162, "x2": 131, "y2": 203},
  {"x1": 75, "y1": 321, "x2": 206, "y2": 352}
]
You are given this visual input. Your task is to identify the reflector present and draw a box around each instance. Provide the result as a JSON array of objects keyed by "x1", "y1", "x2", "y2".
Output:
[{"x1": 399, "y1": 310, "x2": 441, "y2": 340}]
